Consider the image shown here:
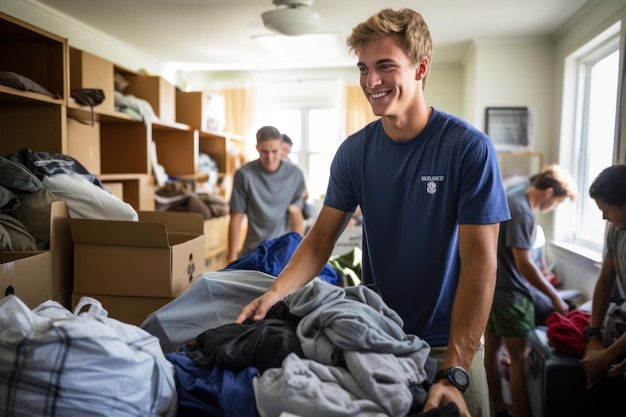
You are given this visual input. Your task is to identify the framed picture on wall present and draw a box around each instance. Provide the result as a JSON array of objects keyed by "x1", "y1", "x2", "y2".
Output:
[{"x1": 485, "y1": 107, "x2": 530, "y2": 152}]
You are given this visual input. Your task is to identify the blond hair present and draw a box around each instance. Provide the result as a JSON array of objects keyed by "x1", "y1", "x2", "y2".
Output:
[
  {"x1": 529, "y1": 163, "x2": 579, "y2": 201},
  {"x1": 346, "y1": 8, "x2": 433, "y2": 87}
]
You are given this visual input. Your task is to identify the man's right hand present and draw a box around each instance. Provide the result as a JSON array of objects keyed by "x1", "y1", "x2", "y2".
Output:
[
  {"x1": 551, "y1": 296, "x2": 569, "y2": 316},
  {"x1": 235, "y1": 290, "x2": 282, "y2": 324},
  {"x1": 581, "y1": 339, "x2": 608, "y2": 388}
]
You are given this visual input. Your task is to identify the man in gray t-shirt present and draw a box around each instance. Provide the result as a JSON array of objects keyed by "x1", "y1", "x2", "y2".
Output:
[
  {"x1": 227, "y1": 126, "x2": 305, "y2": 262},
  {"x1": 582, "y1": 164, "x2": 626, "y2": 388},
  {"x1": 486, "y1": 164, "x2": 578, "y2": 417}
]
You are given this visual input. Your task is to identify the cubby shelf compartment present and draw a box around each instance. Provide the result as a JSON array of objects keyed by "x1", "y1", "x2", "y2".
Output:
[{"x1": 0, "y1": 11, "x2": 68, "y2": 157}]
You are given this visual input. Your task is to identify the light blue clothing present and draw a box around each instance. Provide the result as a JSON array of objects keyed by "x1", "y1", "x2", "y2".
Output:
[
  {"x1": 324, "y1": 108, "x2": 510, "y2": 346},
  {"x1": 230, "y1": 160, "x2": 304, "y2": 254}
]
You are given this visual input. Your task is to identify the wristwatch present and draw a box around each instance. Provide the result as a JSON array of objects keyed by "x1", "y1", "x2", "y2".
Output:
[
  {"x1": 435, "y1": 366, "x2": 470, "y2": 393},
  {"x1": 584, "y1": 326, "x2": 602, "y2": 341}
]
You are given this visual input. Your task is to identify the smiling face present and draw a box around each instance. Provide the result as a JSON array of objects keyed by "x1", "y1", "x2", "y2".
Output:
[
  {"x1": 357, "y1": 35, "x2": 426, "y2": 119},
  {"x1": 256, "y1": 138, "x2": 283, "y2": 173}
]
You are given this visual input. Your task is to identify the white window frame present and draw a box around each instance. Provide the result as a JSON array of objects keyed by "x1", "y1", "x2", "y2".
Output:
[{"x1": 555, "y1": 22, "x2": 622, "y2": 259}]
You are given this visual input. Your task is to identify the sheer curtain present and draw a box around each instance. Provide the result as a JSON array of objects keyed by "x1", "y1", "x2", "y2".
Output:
[
  {"x1": 215, "y1": 84, "x2": 378, "y2": 145},
  {"x1": 344, "y1": 85, "x2": 378, "y2": 136},
  {"x1": 214, "y1": 87, "x2": 255, "y2": 138}
]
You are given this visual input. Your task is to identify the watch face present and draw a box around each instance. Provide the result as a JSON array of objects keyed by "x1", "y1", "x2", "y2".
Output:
[{"x1": 452, "y1": 367, "x2": 469, "y2": 388}]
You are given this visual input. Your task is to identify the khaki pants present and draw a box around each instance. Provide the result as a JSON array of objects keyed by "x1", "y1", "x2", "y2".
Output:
[{"x1": 429, "y1": 342, "x2": 490, "y2": 417}]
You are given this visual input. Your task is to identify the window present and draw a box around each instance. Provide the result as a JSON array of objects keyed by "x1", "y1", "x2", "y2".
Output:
[
  {"x1": 256, "y1": 107, "x2": 342, "y2": 202},
  {"x1": 575, "y1": 46, "x2": 620, "y2": 250},
  {"x1": 562, "y1": 27, "x2": 621, "y2": 253}
]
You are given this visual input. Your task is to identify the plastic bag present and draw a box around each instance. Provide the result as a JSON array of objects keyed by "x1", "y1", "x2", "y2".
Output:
[{"x1": 0, "y1": 295, "x2": 177, "y2": 417}]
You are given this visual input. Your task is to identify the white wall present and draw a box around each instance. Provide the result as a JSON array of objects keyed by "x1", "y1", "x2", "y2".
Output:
[
  {"x1": 470, "y1": 38, "x2": 556, "y2": 159},
  {"x1": 424, "y1": 63, "x2": 464, "y2": 118},
  {"x1": 461, "y1": 43, "x2": 478, "y2": 123}
]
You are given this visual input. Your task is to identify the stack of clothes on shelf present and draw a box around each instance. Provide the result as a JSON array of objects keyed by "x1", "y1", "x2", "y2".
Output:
[
  {"x1": 154, "y1": 179, "x2": 228, "y2": 220},
  {"x1": 0, "y1": 148, "x2": 137, "y2": 251},
  {"x1": 0, "y1": 70, "x2": 61, "y2": 99}
]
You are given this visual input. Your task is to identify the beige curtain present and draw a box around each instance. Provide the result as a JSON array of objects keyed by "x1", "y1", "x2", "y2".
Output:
[
  {"x1": 344, "y1": 85, "x2": 378, "y2": 136},
  {"x1": 212, "y1": 87, "x2": 254, "y2": 137}
]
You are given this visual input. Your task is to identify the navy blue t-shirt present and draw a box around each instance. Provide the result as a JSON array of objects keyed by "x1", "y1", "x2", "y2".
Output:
[{"x1": 325, "y1": 108, "x2": 510, "y2": 346}]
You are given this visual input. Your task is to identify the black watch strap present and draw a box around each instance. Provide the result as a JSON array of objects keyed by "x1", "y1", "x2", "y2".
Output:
[
  {"x1": 584, "y1": 326, "x2": 602, "y2": 340},
  {"x1": 435, "y1": 366, "x2": 469, "y2": 393}
]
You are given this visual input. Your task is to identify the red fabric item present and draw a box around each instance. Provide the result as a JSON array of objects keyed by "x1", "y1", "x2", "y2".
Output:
[{"x1": 545, "y1": 309, "x2": 590, "y2": 357}]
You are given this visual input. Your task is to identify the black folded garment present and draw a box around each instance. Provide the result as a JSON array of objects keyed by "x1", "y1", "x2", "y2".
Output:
[{"x1": 0, "y1": 71, "x2": 59, "y2": 98}]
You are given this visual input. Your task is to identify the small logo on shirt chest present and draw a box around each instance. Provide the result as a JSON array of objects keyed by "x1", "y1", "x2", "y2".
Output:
[{"x1": 421, "y1": 176, "x2": 444, "y2": 195}]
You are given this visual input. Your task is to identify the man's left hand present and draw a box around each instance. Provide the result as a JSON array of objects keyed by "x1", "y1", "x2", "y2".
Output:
[{"x1": 421, "y1": 380, "x2": 470, "y2": 417}]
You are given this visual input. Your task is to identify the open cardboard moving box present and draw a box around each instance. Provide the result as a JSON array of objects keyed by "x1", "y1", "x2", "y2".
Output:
[
  {"x1": 0, "y1": 200, "x2": 73, "y2": 309},
  {"x1": 0, "y1": 251, "x2": 52, "y2": 309},
  {"x1": 70, "y1": 210, "x2": 205, "y2": 298}
]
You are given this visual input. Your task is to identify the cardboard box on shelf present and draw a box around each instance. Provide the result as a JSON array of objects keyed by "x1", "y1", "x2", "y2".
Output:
[
  {"x1": 70, "y1": 210, "x2": 204, "y2": 297},
  {"x1": 101, "y1": 181, "x2": 124, "y2": 200},
  {"x1": 0, "y1": 251, "x2": 52, "y2": 309},
  {"x1": 72, "y1": 292, "x2": 178, "y2": 326},
  {"x1": 69, "y1": 48, "x2": 115, "y2": 114},
  {"x1": 176, "y1": 90, "x2": 226, "y2": 131},
  {"x1": 124, "y1": 75, "x2": 176, "y2": 123}
]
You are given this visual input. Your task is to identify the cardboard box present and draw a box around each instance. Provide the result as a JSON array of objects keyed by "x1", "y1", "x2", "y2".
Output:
[
  {"x1": 70, "y1": 210, "x2": 204, "y2": 297},
  {"x1": 202, "y1": 215, "x2": 247, "y2": 271},
  {"x1": 67, "y1": 118, "x2": 101, "y2": 175},
  {"x1": 49, "y1": 200, "x2": 74, "y2": 299},
  {"x1": 0, "y1": 201, "x2": 73, "y2": 308},
  {"x1": 124, "y1": 75, "x2": 175, "y2": 123},
  {"x1": 0, "y1": 251, "x2": 52, "y2": 309},
  {"x1": 72, "y1": 292, "x2": 176, "y2": 326},
  {"x1": 205, "y1": 250, "x2": 227, "y2": 272},
  {"x1": 70, "y1": 48, "x2": 115, "y2": 114},
  {"x1": 204, "y1": 215, "x2": 229, "y2": 259},
  {"x1": 53, "y1": 290, "x2": 72, "y2": 311},
  {"x1": 176, "y1": 90, "x2": 226, "y2": 131},
  {"x1": 101, "y1": 181, "x2": 124, "y2": 201}
]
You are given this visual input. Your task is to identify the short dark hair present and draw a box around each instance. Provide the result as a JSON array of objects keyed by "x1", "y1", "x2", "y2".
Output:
[
  {"x1": 282, "y1": 134, "x2": 293, "y2": 146},
  {"x1": 589, "y1": 164, "x2": 626, "y2": 208}
]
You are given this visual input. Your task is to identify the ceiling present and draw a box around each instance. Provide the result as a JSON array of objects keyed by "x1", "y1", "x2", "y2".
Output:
[{"x1": 35, "y1": 0, "x2": 595, "y2": 72}]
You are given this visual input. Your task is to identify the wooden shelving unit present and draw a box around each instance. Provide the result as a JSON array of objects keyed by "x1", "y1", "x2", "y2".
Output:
[{"x1": 1, "y1": 10, "x2": 244, "y2": 271}]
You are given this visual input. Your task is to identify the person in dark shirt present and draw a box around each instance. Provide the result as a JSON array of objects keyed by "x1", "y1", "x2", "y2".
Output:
[{"x1": 485, "y1": 164, "x2": 578, "y2": 417}]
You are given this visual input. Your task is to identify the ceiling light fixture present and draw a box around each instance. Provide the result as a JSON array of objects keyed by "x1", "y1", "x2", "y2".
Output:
[{"x1": 261, "y1": 0, "x2": 321, "y2": 37}]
